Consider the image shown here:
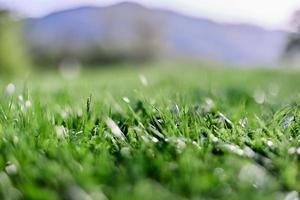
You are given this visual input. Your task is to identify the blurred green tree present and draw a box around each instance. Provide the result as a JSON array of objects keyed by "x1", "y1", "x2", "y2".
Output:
[
  {"x1": 284, "y1": 10, "x2": 300, "y2": 62},
  {"x1": 0, "y1": 10, "x2": 30, "y2": 74}
]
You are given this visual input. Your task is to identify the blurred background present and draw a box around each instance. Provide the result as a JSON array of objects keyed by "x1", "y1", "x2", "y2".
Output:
[{"x1": 1, "y1": 0, "x2": 300, "y2": 74}]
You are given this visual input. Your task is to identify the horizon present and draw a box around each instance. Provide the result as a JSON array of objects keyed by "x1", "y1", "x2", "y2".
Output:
[{"x1": 0, "y1": 0, "x2": 299, "y2": 30}]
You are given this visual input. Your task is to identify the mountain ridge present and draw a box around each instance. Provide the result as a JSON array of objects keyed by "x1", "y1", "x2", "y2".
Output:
[{"x1": 22, "y1": 1, "x2": 288, "y2": 65}]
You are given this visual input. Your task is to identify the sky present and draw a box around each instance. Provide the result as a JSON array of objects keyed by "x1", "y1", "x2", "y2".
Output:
[{"x1": 0, "y1": 0, "x2": 300, "y2": 30}]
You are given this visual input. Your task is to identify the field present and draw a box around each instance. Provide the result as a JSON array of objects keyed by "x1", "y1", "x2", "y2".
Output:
[{"x1": 0, "y1": 63, "x2": 300, "y2": 200}]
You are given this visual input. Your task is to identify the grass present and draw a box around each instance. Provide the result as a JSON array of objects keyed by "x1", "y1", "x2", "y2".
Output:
[{"x1": 0, "y1": 63, "x2": 300, "y2": 200}]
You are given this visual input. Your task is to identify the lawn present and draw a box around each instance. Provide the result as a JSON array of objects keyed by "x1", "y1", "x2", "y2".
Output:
[{"x1": 0, "y1": 63, "x2": 300, "y2": 200}]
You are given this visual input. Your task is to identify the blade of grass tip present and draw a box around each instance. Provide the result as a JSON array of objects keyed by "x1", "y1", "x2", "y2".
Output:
[
  {"x1": 127, "y1": 105, "x2": 141, "y2": 122},
  {"x1": 22, "y1": 84, "x2": 29, "y2": 101},
  {"x1": 86, "y1": 94, "x2": 92, "y2": 119},
  {"x1": 0, "y1": 107, "x2": 8, "y2": 121}
]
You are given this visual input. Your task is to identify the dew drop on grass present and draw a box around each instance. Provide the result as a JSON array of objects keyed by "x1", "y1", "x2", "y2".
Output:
[
  {"x1": 239, "y1": 163, "x2": 267, "y2": 187},
  {"x1": 61, "y1": 110, "x2": 68, "y2": 119},
  {"x1": 105, "y1": 118, "x2": 125, "y2": 140},
  {"x1": 224, "y1": 144, "x2": 244, "y2": 156},
  {"x1": 243, "y1": 146, "x2": 256, "y2": 158},
  {"x1": 55, "y1": 125, "x2": 67, "y2": 139},
  {"x1": 151, "y1": 136, "x2": 159, "y2": 143},
  {"x1": 204, "y1": 98, "x2": 214, "y2": 109},
  {"x1": 200, "y1": 98, "x2": 215, "y2": 113},
  {"x1": 283, "y1": 115, "x2": 294, "y2": 129},
  {"x1": 5, "y1": 163, "x2": 17, "y2": 175},
  {"x1": 139, "y1": 74, "x2": 148, "y2": 86},
  {"x1": 210, "y1": 135, "x2": 219, "y2": 143},
  {"x1": 288, "y1": 147, "x2": 296, "y2": 154},
  {"x1": 284, "y1": 191, "x2": 299, "y2": 200},
  {"x1": 18, "y1": 95, "x2": 23, "y2": 103},
  {"x1": 6, "y1": 83, "x2": 15, "y2": 96},
  {"x1": 175, "y1": 137, "x2": 186, "y2": 149},
  {"x1": 122, "y1": 97, "x2": 130, "y2": 103},
  {"x1": 266, "y1": 140, "x2": 273, "y2": 147},
  {"x1": 254, "y1": 90, "x2": 266, "y2": 104},
  {"x1": 25, "y1": 100, "x2": 32, "y2": 108}
]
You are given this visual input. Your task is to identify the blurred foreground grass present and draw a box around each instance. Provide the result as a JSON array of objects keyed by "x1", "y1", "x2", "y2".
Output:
[{"x1": 0, "y1": 63, "x2": 300, "y2": 200}]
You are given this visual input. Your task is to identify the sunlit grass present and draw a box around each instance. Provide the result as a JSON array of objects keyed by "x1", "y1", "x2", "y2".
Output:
[{"x1": 0, "y1": 64, "x2": 300, "y2": 199}]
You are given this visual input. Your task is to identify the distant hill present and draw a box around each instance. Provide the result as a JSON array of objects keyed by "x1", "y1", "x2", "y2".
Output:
[{"x1": 22, "y1": 2, "x2": 288, "y2": 65}]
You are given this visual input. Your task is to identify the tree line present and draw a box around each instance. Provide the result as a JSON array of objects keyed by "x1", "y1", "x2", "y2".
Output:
[{"x1": 0, "y1": 10, "x2": 30, "y2": 74}]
